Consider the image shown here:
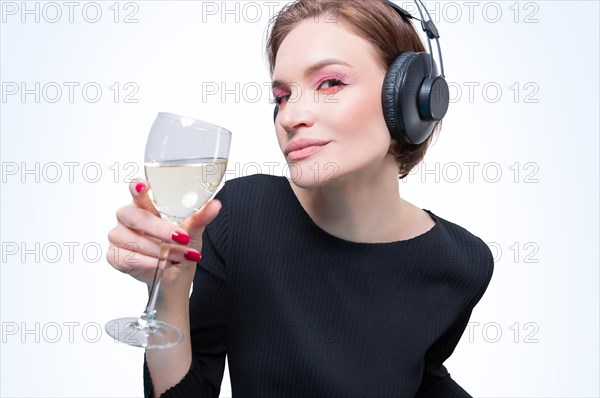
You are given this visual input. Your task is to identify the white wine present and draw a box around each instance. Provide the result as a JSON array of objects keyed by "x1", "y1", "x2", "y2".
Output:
[{"x1": 145, "y1": 158, "x2": 227, "y2": 223}]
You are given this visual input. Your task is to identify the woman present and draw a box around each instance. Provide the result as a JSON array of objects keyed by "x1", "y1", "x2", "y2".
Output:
[{"x1": 107, "y1": 1, "x2": 494, "y2": 397}]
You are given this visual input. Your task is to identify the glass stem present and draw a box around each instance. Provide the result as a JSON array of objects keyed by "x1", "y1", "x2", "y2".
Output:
[{"x1": 140, "y1": 240, "x2": 171, "y2": 327}]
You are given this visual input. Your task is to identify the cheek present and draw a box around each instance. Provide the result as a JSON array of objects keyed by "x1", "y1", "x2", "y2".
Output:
[{"x1": 332, "y1": 85, "x2": 390, "y2": 144}]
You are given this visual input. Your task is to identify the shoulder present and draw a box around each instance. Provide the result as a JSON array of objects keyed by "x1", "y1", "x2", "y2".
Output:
[
  {"x1": 205, "y1": 174, "x2": 287, "y2": 248},
  {"x1": 214, "y1": 173, "x2": 291, "y2": 216},
  {"x1": 428, "y1": 210, "x2": 495, "y2": 304},
  {"x1": 433, "y1": 211, "x2": 493, "y2": 261}
]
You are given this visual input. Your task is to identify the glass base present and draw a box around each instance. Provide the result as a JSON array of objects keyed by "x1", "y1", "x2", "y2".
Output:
[{"x1": 105, "y1": 317, "x2": 183, "y2": 349}]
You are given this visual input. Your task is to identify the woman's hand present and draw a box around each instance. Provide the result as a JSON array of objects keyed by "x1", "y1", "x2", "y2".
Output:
[{"x1": 106, "y1": 178, "x2": 222, "y2": 289}]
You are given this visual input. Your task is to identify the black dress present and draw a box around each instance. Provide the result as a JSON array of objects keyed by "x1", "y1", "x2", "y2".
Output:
[{"x1": 144, "y1": 174, "x2": 494, "y2": 398}]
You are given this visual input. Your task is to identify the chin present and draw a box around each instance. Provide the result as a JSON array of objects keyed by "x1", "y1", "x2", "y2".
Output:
[{"x1": 287, "y1": 159, "x2": 345, "y2": 188}]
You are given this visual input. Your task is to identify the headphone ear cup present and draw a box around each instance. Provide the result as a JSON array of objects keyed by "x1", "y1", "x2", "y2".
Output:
[
  {"x1": 382, "y1": 51, "x2": 417, "y2": 144},
  {"x1": 382, "y1": 52, "x2": 440, "y2": 145}
]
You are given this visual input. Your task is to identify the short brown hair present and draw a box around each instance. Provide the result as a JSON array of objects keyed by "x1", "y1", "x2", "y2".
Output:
[{"x1": 265, "y1": 0, "x2": 442, "y2": 179}]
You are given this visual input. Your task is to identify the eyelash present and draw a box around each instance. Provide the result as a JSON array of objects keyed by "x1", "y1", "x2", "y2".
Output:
[
  {"x1": 317, "y1": 77, "x2": 346, "y2": 91},
  {"x1": 271, "y1": 76, "x2": 348, "y2": 105}
]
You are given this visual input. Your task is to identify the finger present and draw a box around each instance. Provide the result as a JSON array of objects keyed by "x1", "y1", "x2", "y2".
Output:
[
  {"x1": 129, "y1": 177, "x2": 160, "y2": 217},
  {"x1": 179, "y1": 199, "x2": 222, "y2": 243},
  {"x1": 106, "y1": 243, "x2": 160, "y2": 274},
  {"x1": 107, "y1": 244, "x2": 198, "y2": 275},
  {"x1": 116, "y1": 204, "x2": 192, "y2": 246},
  {"x1": 108, "y1": 224, "x2": 201, "y2": 262},
  {"x1": 108, "y1": 223, "x2": 161, "y2": 258}
]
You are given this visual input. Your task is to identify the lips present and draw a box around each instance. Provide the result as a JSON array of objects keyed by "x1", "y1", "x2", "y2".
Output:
[{"x1": 284, "y1": 139, "x2": 331, "y2": 157}]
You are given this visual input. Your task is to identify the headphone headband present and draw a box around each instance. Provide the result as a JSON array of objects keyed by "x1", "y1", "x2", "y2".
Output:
[{"x1": 384, "y1": 0, "x2": 445, "y2": 80}]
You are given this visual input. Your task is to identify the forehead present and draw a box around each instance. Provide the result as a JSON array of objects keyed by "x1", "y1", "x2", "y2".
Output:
[{"x1": 272, "y1": 17, "x2": 380, "y2": 79}]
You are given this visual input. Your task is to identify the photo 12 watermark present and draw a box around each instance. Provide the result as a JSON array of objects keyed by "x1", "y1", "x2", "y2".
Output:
[
  {"x1": 1, "y1": 1, "x2": 140, "y2": 24},
  {"x1": 1, "y1": 82, "x2": 140, "y2": 104},
  {"x1": 397, "y1": 1, "x2": 540, "y2": 24},
  {"x1": 1, "y1": 161, "x2": 140, "y2": 184},
  {"x1": 400, "y1": 161, "x2": 541, "y2": 184}
]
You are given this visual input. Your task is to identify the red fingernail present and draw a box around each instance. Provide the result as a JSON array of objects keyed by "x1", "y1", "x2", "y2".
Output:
[
  {"x1": 135, "y1": 183, "x2": 146, "y2": 193},
  {"x1": 184, "y1": 250, "x2": 201, "y2": 262},
  {"x1": 171, "y1": 261, "x2": 181, "y2": 265},
  {"x1": 171, "y1": 231, "x2": 190, "y2": 245}
]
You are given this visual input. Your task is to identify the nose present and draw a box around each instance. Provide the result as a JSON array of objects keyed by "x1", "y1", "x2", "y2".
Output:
[{"x1": 276, "y1": 90, "x2": 315, "y2": 132}]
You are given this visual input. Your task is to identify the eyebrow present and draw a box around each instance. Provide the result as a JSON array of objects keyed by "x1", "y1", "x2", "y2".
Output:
[{"x1": 271, "y1": 58, "x2": 352, "y2": 88}]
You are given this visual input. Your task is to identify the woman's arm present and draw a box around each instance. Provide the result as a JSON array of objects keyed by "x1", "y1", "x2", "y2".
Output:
[
  {"x1": 413, "y1": 310, "x2": 475, "y2": 398},
  {"x1": 143, "y1": 238, "x2": 228, "y2": 397},
  {"x1": 415, "y1": 248, "x2": 494, "y2": 398},
  {"x1": 143, "y1": 277, "x2": 194, "y2": 397}
]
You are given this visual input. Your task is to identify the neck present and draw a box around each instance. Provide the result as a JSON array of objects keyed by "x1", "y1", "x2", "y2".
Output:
[{"x1": 290, "y1": 158, "x2": 408, "y2": 243}]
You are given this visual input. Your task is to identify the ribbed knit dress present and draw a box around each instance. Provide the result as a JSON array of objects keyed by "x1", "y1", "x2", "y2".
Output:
[{"x1": 144, "y1": 173, "x2": 494, "y2": 398}]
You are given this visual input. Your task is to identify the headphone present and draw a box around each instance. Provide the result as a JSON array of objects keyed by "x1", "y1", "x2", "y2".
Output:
[{"x1": 273, "y1": 0, "x2": 449, "y2": 146}]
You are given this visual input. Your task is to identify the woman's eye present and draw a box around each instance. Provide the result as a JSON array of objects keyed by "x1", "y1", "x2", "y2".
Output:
[
  {"x1": 273, "y1": 94, "x2": 290, "y2": 105},
  {"x1": 318, "y1": 79, "x2": 345, "y2": 90}
]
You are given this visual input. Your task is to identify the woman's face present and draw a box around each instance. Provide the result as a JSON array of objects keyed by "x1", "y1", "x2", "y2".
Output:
[{"x1": 272, "y1": 17, "x2": 395, "y2": 188}]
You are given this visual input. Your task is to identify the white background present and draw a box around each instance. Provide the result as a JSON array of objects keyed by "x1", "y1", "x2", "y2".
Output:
[{"x1": 1, "y1": 1, "x2": 598, "y2": 397}]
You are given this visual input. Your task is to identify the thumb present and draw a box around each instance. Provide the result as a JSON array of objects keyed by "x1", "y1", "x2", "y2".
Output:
[
  {"x1": 179, "y1": 199, "x2": 222, "y2": 244},
  {"x1": 129, "y1": 177, "x2": 160, "y2": 217}
]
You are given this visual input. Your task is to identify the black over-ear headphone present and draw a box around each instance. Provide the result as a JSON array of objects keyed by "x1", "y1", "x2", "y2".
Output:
[{"x1": 273, "y1": 0, "x2": 449, "y2": 146}]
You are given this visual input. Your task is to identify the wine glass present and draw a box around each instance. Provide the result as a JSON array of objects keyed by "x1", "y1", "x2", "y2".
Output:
[{"x1": 105, "y1": 112, "x2": 232, "y2": 349}]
